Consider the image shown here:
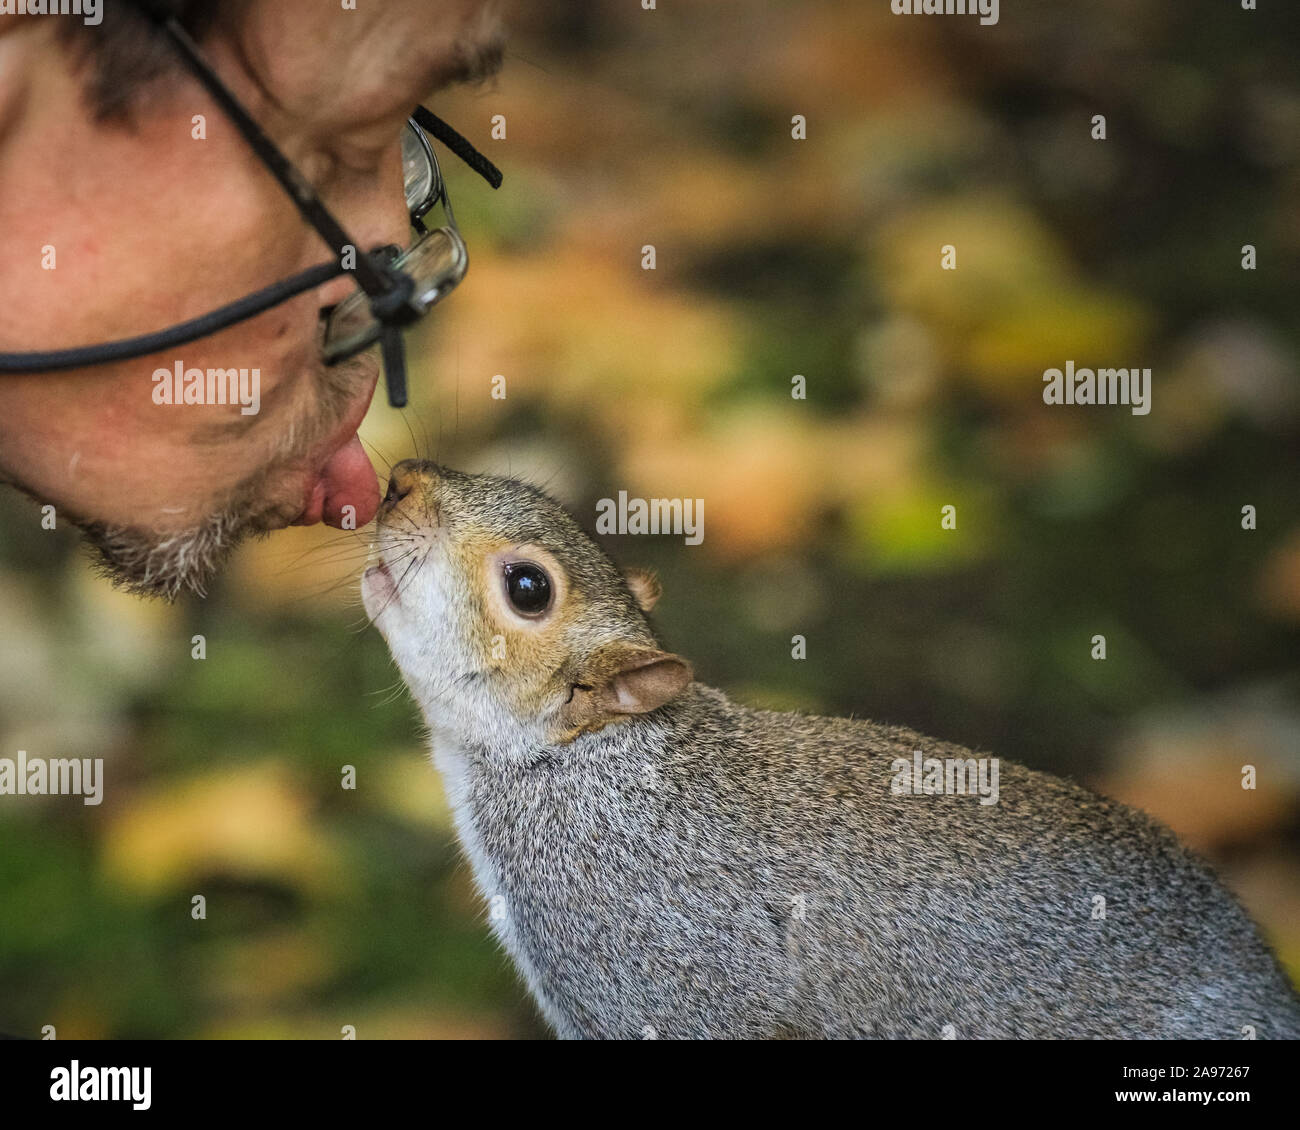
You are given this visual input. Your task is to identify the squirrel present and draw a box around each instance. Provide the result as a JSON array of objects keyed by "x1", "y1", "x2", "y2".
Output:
[{"x1": 362, "y1": 459, "x2": 1300, "y2": 1040}]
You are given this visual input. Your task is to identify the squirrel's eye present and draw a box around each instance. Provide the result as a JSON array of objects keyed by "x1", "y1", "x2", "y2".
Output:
[{"x1": 503, "y1": 562, "x2": 552, "y2": 616}]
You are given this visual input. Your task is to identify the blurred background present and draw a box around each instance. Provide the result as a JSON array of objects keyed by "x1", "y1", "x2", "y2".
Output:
[{"x1": 1, "y1": 0, "x2": 1298, "y2": 1037}]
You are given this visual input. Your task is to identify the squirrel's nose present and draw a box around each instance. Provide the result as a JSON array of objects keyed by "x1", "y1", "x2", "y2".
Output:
[
  {"x1": 382, "y1": 460, "x2": 427, "y2": 509},
  {"x1": 383, "y1": 474, "x2": 411, "y2": 507}
]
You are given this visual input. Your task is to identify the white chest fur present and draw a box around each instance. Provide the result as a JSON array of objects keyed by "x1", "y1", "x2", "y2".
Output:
[{"x1": 427, "y1": 733, "x2": 568, "y2": 1032}]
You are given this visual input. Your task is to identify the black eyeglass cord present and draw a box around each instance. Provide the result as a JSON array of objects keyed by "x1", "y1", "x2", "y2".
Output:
[
  {"x1": 0, "y1": 262, "x2": 347, "y2": 374},
  {"x1": 413, "y1": 106, "x2": 503, "y2": 190},
  {"x1": 370, "y1": 273, "x2": 420, "y2": 408}
]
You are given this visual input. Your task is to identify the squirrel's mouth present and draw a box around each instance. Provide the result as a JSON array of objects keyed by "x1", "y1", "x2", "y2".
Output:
[{"x1": 361, "y1": 561, "x2": 398, "y2": 618}]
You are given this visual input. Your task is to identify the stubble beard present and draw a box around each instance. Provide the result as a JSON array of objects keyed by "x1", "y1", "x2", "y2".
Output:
[
  {"x1": 79, "y1": 489, "x2": 288, "y2": 601},
  {"x1": 76, "y1": 351, "x2": 374, "y2": 601}
]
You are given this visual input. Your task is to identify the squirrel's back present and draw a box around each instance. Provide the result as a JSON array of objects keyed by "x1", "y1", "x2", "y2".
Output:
[{"x1": 457, "y1": 683, "x2": 1300, "y2": 1039}]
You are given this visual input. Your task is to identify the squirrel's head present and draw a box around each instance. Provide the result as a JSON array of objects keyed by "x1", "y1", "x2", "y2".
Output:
[{"x1": 362, "y1": 460, "x2": 693, "y2": 759}]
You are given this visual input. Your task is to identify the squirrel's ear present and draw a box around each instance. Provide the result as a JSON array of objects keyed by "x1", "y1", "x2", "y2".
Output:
[
  {"x1": 604, "y1": 648, "x2": 691, "y2": 715},
  {"x1": 561, "y1": 645, "x2": 692, "y2": 736},
  {"x1": 624, "y1": 567, "x2": 662, "y2": 613}
]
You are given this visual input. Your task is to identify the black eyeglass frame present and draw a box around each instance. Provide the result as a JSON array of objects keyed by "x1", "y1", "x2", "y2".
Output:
[{"x1": 0, "y1": 13, "x2": 502, "y2": 409}]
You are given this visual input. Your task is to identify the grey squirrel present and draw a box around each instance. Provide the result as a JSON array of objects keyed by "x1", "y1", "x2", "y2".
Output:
[{"x1": 362, "y1": 459, "x2": 1300, "y2": 1040}]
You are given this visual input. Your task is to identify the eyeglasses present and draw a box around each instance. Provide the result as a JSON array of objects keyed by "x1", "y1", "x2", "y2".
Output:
[
  {"x1": 0, "y1": 12, "x2": 502, "y2": 409},
  {"x1": 321, "y1": 112, "x2": 468, "y2": 371}
]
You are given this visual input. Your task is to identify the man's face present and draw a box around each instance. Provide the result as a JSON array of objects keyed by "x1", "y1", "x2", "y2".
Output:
[{"x1": 0, "y1": 0, "x2": 502, "y2": 597}]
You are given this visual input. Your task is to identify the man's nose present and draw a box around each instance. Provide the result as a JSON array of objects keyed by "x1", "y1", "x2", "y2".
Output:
[{"x1": 313, "y1": 150, "x2": 413, "y2": 312}]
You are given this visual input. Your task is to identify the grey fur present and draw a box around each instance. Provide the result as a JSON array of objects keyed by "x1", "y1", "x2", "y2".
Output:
[
  {"x1": 454, "y1": 686, "x2": 1300, "y2": 1039},
  {"x1": 372, "y1": 464, "x2": 1300, "y2": 1040}
]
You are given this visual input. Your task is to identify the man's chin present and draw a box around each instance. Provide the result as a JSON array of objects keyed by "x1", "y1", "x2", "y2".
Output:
[{"x1": 78, "y1": 503, "x2": 286, "y2": 601}]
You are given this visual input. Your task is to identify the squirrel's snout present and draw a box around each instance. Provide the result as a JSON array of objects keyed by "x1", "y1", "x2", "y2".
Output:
[
  {"x1": 379, "y1": 459, "x2": 439, "y2": 524},
  {"x1": 383, "y1": 474, "x2": 412, "y2": 508}
]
